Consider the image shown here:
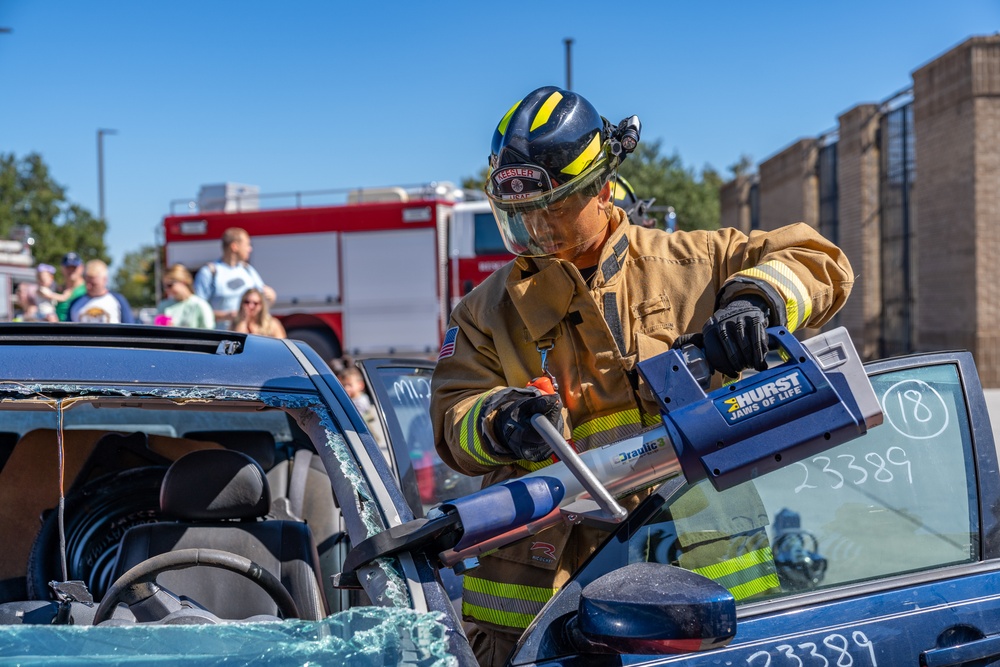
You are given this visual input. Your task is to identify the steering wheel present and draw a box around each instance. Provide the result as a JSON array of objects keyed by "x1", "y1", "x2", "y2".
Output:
[
  {"x1": 772, "y1": 530, "x2": 827, "y2": 591},
  {"x1": 94, "y1": 548, "x2": 299, "y2": 625}
]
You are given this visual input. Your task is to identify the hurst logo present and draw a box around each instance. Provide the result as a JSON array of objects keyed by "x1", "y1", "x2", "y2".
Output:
[{"x1": 716, "y1": 370, "x2": 813, "y2": 423}]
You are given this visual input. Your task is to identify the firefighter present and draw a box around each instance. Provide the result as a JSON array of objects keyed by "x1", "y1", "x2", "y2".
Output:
[
  {"x1": 429, "y1": 85, "x2": 854, "y2": 666},
  {"x1": 611, "y1": 174, "x2": 656, "y2": 228}
]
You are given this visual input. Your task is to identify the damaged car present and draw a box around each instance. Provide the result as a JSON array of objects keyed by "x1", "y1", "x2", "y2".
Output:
[
  {"x1": 0, "y1": 322, "x2": 998, "y2": 667},
  {"x1": 0, "y1": 324, "x2": 475, "y2": 665}
]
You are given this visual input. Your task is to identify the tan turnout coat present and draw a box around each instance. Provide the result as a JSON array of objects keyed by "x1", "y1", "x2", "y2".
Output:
[{"x1": 430, "y1": 208, "x2": 854, "y2": 635}]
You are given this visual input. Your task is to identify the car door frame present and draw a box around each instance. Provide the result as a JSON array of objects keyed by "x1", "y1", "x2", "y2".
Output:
[{"x1": 512, "y1": 350, "x2": 1000, "y2": 666}]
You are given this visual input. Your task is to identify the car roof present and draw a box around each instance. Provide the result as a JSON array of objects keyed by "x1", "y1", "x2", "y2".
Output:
[{"x1": 0, "y1": 323, "x2": 318, "y2": 391}]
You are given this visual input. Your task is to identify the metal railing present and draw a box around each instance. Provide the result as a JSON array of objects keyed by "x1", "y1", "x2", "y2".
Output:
[{"x1": 167, "y1": 181, "x2": 480, "y2": 215}]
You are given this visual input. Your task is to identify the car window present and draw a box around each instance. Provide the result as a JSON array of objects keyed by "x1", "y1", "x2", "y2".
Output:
[
  {"x1": 362, "y1": 362, "x2": 481, "y2": 515},
  {"x1": 602, "y1": 360, "x2": 978, "y2": 602}
]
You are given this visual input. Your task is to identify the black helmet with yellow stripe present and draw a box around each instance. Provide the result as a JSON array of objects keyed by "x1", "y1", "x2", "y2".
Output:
[
  {"x1": 486, "y1": 86, "x2": 640, "y2": 256},
  {"x1": 611, "y1": 175, "x2": 657, "y2": 228}
]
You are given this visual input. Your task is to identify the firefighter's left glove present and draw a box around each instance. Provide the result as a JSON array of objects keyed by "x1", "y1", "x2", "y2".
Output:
[
  {"x1": 702, "y1": 296, "x2": 771, "y2": 379},
  {"x1": 485, "y1": 388, "x2": 564, "y2": 462}
]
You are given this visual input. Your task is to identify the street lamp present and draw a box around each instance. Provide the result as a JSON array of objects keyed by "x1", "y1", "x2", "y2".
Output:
[
  {"x1": 97, "y1": 128, "x2": 117, "y2": 221},
  {"x1": 564, "y1": 38, "x2": 574, "y2": 91}
]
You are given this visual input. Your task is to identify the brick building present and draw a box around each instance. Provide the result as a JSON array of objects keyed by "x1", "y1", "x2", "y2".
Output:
[{"x1": 720, "y1": 35, "x2": 1000, "y2": 385}]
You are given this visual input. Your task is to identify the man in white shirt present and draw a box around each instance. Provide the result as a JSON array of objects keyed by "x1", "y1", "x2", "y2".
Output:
[
  {"x1": 193, "y1": 227, "x2": 276, "y2": 330},
  {"x1": 68, "y1": 260, "x2": 135, "y2": 324}
]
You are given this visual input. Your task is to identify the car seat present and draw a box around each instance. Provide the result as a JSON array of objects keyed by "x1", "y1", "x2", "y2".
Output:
[{"x1": 111, "y1": 449, "x2": 327, "y2": 620}]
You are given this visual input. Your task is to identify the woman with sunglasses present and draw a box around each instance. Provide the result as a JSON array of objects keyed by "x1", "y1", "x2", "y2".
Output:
[
  {"x1": 232, "y1": 287, "x2": 286, "y2": 338},
  {"x1": 157, "y1": 264, "x2": 215, "y2": 329}
]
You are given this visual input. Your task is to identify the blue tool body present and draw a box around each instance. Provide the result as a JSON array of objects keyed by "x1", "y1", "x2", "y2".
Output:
[
  {"x1": 637, "y1": 327, "x2": 868, "y2": 491},
  {"x1": 443, "y1": 477, "x2": 565, "y2": 552}
]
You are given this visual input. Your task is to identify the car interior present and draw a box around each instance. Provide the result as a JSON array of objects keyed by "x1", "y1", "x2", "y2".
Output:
[{"x1": 0, "y1": 398, "x2": 352, "y2": 626}]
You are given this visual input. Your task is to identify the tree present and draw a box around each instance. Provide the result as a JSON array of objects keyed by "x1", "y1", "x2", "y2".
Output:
[
  {"x1": 461, "y1": 167, "x2": 490, "y2": 193},
  {"x1": 0, "y1": 153, "x2": 109, "y2": 268},
  {"x1": 460, "y1": 141, "x2": 722, "y2": 232},
  {"x1": 728, "y1": 154, "x2": 755, "y2": 179},
  {"x1": 617, "y1": 140, "x2": 721, "y2": 232},
  {"x1": 114, "y1": 244, "x2": 159, "y2": 308}
]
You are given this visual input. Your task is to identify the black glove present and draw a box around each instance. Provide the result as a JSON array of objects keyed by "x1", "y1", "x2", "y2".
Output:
[
  {"x1": 701, "y1": 298, "x2": 770, "y2": 378},
  {"x1": 490, "y1": 391, "x2": 564, "y2": 462}
]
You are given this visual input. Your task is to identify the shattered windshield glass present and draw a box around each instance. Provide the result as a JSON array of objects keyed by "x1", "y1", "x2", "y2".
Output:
[
  {"x1": 0, "y1": 384, "x2": 439, "y2": 664},
  {"x1": 0, "y1": 608, "x2": 456, "y2": 665}
]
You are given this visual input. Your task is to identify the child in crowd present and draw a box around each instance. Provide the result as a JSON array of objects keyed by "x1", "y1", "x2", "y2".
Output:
[{"x1": 34, "y1": 264, "x2": 58, "y2": 319}]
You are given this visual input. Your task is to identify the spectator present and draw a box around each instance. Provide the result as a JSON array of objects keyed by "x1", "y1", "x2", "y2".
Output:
[
  {"x1": 336, "y1": 364, "x2": 376, "y2": 418},
  {"x1": 157, "y1": 264, "x2": 215, "y2": 329},
  {"x1": 12, "y1": 282, "x2": 57, "y2": 322},
  {"x1": 34, "y1": 264, "x2": 58, "y2": 317},
  {"x1": 68, "y1": 260, "x2": 135, "y2": 323},
  {"x1": 335, "y1": 363, "x2": 389, "y2": 460},
  {"x1": 231, "y1": 287, "x2": 285, "y2": 338},
  {"x1": 43, "y1": 252, "x2": 87, "y2": 322},
  {"x1": 193, "y1": 227, "x2": 276, "y2": 330}
]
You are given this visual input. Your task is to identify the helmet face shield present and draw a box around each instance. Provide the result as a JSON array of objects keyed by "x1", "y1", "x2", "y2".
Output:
[{"x1": 487, "y1": 155, "x2": 614, "y2": 257}]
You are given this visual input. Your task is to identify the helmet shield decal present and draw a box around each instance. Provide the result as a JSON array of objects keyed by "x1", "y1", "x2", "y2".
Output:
[{"x1": 489, "y1": 165, "x2": 552, "y2": 202}]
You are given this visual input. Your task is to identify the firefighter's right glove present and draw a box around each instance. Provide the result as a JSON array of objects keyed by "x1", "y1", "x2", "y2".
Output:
[
  {"x1": 701, "y1": 297, "x2": 770, "y2": 379},
  {"x1": 485, "y1": 388, "x2": 564, "y2": 462}
]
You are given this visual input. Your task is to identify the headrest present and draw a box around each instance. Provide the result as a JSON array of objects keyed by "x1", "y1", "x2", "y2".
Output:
[
  {"x1": 161, "y1": 449, "x2": 270, "y2": 521},
  {"x1": 183, "y1": 430, "x2": 277, "y2": 471}
]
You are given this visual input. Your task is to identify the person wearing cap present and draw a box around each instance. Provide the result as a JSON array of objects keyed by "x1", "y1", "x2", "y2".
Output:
[
  {"x1": 40, "y1": 252, "x2": 87, "y2": 322},
  {"x1": 429, "y1": 86, "x2": 854, "y2": 665}
]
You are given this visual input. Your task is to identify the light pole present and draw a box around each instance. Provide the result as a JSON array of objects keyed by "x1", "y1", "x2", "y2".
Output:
[
  {"x1": 564, "y1": 38, "x2": 574, "y2": 91},
  {"x1": 97, "y1": 128, "x2": 117, "y2": 221}
]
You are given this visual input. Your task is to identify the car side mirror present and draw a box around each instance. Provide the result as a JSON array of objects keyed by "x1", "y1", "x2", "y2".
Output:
[{"x1": 567, "y1": 562, "x2": 736, "y2": 655}]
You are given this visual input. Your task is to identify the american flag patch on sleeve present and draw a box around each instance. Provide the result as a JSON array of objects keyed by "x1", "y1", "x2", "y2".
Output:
[{"x1": 438, "y1": 326, "x2": 459, "y2": 360}]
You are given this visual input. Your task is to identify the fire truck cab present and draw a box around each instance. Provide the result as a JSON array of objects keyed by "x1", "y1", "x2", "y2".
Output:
[{"x1": 161, "y1": 183, "x2": 510, "y2": 361}]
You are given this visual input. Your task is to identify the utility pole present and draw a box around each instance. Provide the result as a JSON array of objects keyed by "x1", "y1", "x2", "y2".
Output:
[
  {"x1": 564, "y1": 38, "x2": 574, "y2": 91},
  {"x1": 97, "y1": 129, "x2": 117, "y2": 221}
]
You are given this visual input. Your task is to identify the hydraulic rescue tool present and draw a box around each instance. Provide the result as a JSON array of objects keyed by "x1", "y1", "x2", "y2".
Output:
[{"x1": 337, "y1": 326, "x2": 882, "y2": 584}]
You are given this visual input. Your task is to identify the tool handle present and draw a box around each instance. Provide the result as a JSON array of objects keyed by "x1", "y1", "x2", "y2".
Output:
[
  {"x1": 530, "y1": 414, "x2": 628, "y2": 523},
  {"x1": 527, "y1": 376, "x2": 557, "y2": 395}
]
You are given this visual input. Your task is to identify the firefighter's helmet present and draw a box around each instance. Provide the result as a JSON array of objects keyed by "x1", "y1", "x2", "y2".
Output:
[
  {"x1": 486, "y1": 86, "x2": 641, "y2": 256},
  {"x1": 611, "y1": 175, "x2": 657, "y2": 228}
]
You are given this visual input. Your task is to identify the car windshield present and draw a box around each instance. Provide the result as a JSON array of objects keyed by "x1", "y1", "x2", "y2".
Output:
[{"x1": 0, "y1": 383, "x2": 454, "y2": 664}]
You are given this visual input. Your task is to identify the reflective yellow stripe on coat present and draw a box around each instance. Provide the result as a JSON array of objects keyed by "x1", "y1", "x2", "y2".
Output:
[
  {"x1": 691, "y1": 545, "x2": 780, "y2": 600},
  {"x1": 735, "y1": 260, "x2": 813, "y2": 331},
  {"x1": 462, "y1": 576, "x2": 559, "y2": 630},
  {"x1": 515, "y1": 408, "x2": 656, "y2": 471},
  {"x1": 460, "y1": 393, "x2": 504, "y2": 467}
]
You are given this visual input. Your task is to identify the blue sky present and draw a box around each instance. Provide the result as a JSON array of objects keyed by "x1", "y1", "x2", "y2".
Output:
[{"x1": 0, "y1": 1, "x2": 997, "y2": 269}]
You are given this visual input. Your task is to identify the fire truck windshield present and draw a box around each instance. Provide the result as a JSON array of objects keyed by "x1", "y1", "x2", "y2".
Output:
[{"x1": 473, "y1": 212, "x2": 508, "y2": 256}]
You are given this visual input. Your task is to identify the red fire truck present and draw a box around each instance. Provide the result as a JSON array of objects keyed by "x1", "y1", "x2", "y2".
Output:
[{"x1": 161, "y1": 182, "x2": 512, "y2": 360}]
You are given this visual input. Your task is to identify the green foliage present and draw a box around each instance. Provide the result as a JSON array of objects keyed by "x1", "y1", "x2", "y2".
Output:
[
  {"x1": 0, "y1": 153, "x2": 109, "y2": 267},
  {"x1": 461, "y1": 166, "x2": 490, "y2": 193},
  {"x1": 617, "y1": 140, "x2": 722, "y2": 232},
  {"x1": 114, "y1": 244, "x2": 159, "y2": 308}
]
